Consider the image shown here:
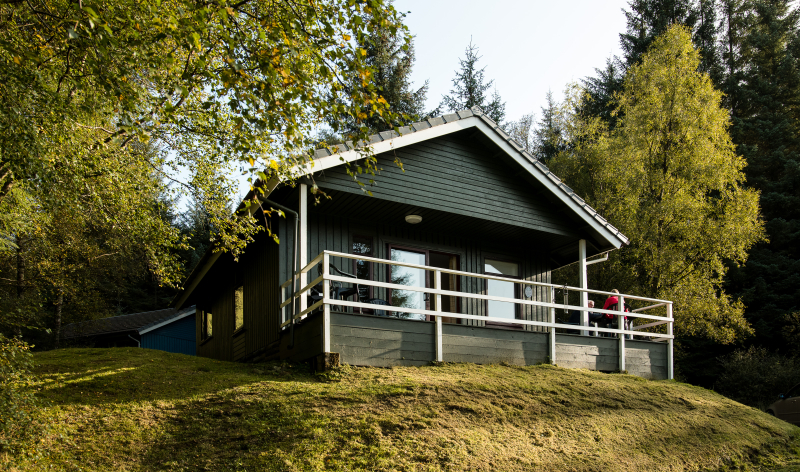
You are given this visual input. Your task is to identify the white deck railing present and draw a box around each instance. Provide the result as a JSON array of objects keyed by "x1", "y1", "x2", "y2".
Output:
[{"x1": 280, "y1": 250, "x2": 674, "y2": 379}]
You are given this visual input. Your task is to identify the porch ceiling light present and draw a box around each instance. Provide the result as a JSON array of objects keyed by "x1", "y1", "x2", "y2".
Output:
[{"x1": 404, "y1": 214, "x2": 423, "y2": 224}]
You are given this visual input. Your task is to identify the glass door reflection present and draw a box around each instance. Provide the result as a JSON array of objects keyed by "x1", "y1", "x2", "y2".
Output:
[{"x1": 389, "y1": 247, "x2": 427, "y2": 320}]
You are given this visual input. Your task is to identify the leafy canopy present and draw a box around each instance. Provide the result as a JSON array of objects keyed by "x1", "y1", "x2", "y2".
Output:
[{"x1": 551, "y1": 25, "x2": 764, "y2": 343}]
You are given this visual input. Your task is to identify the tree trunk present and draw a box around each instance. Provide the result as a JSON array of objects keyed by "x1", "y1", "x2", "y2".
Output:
[
  {"x1": 14, "y1": 236, "x2": 24, "y2": 337},
  {"x1": 54, "y1": 290, "x2": 63, "y2": 349}
]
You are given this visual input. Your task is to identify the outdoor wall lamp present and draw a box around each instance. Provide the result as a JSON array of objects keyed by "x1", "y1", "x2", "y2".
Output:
[{"x1": 404, "y1": 215, "x2": 423, "y2": 224}]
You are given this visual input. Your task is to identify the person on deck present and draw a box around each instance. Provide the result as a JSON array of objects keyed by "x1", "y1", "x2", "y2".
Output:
[
  {"x1": 603, "y1": 289, "x2": 621, "y2": 311},
  {"x1": 603, "y1": 289, "x2": 630, "y2": 332}
]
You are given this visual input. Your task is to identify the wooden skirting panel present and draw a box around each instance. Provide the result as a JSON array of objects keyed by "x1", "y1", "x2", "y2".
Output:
[
  {"x1": 330, "y1": 312, "x2": 435, "y2": 367},
  {"x1": 278, "y1": 312, "x2": 669, "y2": 380},
  {"x1": 280, "y1": 314, "x2": 323, "y2": 362},
  {"x1": 625, "y1": 339, "x2": 668, "y2": 380},
  {"x1": 442, "y1": 324, "x2": 548, "y2": 365}
]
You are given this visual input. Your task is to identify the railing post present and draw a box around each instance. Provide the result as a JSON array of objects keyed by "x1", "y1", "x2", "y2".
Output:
[
  {"x1": 618, "y1": 294, "x2": 626, "y2": 373},
  {"x1": 549, "y1": 286, "x2": 556, "y2": 365},
  {"x1": 280, "y1": 285, "x2": 286, "y2": 326},
  {"x1": 299, "y1": 183, "x2": 308, "y2": 314},
  {"x1": 578, "y1": 240, "x2": 589, "y2": 336},
  {"x1": 667, "y1": 302, "x2": 674, "y2": 380},
  {"x1": 434, "y1": 269, "x2": 443, "y2": 362},
  {"x1": 322, "y1": 252, "x2": 330, "y2": 353}
]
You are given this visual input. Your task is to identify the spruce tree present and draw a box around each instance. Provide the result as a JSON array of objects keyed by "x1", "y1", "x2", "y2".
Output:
[
  {"x1": 439, "y1": 41, "x2": 506, "y2": 125},
  {"x1": 725, "y1": 0, "x2": 800, "y2": 356},
  {"x1": 326, "y1": 22, "x2": 428, "y2": 138},
  {"x1": 533, "y1": 91, "x2": 566, "y2": 163}
]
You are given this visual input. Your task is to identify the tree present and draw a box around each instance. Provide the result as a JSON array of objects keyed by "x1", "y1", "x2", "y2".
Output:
[
  {"x1": 725, "y1": 0, "x2": 800, "y2": 356},
  {"x1": 0, "y1": 0, "x2": 408, "y2": 263},
  {"x1": 551, "y1": 25, "x2": 765, "y2": 344},
  {"x1": 585, "y1": 0, "x2": 724, "y2": 130},
  {"x1": 0, "y1": 1, "x2": 408, "y2": 337},
  {"x1": 438, "y1": 41, "x2": 506, "y2": 124},
  {"x1": 326, "y1": 11, "x2": 429, "y2": 137},
  {"x1": 533, "y1": 91, "x2": 567, "y2": 163}
]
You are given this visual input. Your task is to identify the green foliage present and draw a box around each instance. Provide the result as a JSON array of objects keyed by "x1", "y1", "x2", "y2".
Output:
[
  {"x1": 551, "y1": 26, "x2": 764, "y2": 344},
  {"x1": 438, "y1": 40, "x2": 506, "y2": 125},
  {"x1": 327, "y1": 7, "x2": 429, "y2": 137},
  {"x1": 0, "y1": 335, "x2": 47, "y2": 463},
  {"x1": 725, "y1": 0, "x2": 800, "y2": 358},
  {"x1": 716, "y1": 346, "x2": 800, "y2": 410},
  {"x1": 0, "y1": 0, "x2": 409, "y2": 336}
]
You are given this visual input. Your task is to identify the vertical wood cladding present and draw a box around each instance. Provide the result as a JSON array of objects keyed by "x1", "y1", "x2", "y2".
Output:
[
  {"x1": 314, "y1": 132, "x2": 575, "y2": 236},
  {"x1": 195, "y1": 226, "x2": 281, "y2": 361}
]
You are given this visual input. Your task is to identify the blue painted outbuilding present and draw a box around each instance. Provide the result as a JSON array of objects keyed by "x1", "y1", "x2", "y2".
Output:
[
  {"x1": 62, "y1": 307, "x2": 196, "y2": 355},
  {"x1": 139, "y1": 309, "x2": 196, "y2": 355}
]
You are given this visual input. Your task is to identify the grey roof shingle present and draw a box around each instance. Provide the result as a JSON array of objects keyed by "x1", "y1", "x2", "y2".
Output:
[
  {"x1": 61, "y1": 307, "x2": 195, "y2": 339},
  {"x1": 314, "y1": 106, "x2": 629, "y2": 245}
]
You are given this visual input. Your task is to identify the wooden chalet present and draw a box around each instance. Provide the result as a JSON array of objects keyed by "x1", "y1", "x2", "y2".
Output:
[{"x1": 173, "y1": 107, "x2": 674, "y2": 379}]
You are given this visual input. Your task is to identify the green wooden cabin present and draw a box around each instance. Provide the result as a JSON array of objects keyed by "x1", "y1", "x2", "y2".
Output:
[{"x1": 173, "y1": 108, "x2": 674, "y2": 379}]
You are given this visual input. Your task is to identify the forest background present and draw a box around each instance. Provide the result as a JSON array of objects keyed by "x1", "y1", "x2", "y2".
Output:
[{"x1": 1, "y1": 0, "x2": 799, "y2": 412}]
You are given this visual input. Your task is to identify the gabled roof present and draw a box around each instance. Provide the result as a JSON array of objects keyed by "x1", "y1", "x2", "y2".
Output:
[
  {"x1": 61, "y1": 307, "x2": 196, "y2": 339},
  {"x1": 305, "y1": 107, "x2": 629, "y2": 247},
  {"x1": 173, "y1": 107, "x2": 628, "y2": 309}
]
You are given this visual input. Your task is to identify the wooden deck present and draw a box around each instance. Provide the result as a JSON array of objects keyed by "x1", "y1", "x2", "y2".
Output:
[{"x1": 281, "y1": 312, "x2": 669, "y2": 380}]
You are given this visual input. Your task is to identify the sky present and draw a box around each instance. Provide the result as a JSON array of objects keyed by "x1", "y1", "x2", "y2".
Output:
[{"x1": 393, "y1": 0, "x2": 630, "y2": 124}]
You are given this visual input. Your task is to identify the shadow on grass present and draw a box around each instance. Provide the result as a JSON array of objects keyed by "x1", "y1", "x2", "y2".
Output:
[{"x1": 34, "y1": 347, "x2": 315, "y2": 406}]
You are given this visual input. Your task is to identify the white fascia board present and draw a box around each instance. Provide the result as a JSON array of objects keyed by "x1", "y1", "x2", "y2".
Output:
[
  {"x1": 470, "y1": 120, "x2": 626, "y2": 249},
  {"x1": 298, "y1": 118, "x2": 478, "y2": 175},
  {"x1": 138, "y1": 308, "x2": 196, "y2": 335}
]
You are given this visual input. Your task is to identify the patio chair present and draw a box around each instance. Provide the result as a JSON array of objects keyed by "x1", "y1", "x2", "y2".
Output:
[{"x1": 308, "y1": 265, "x2": 388, "y2": 316}]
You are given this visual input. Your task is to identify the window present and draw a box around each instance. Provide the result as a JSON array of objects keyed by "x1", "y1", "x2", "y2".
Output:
[
  {"x1": 201, "y1": 310, "x2": 213, "y2": 340},
  {"x1": 388, "y1": 246, "x2": 428, "y2": 320},
  {"x1": 353, "y1": 236, "x2": 373, "y2": 303},
  {"x1": 485, "y1": 259, "x2": 519, "y2": 322},
  {"x1": 234, "y1": 286, "x2": 244, "y2": 331}
]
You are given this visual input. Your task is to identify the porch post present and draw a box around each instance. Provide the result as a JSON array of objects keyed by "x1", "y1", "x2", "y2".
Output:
[
  {"x1": 618, "y1": 294, "x2": 626, "y2": 373},
  {"x1": 322, "y1": 252, "x2": 331, "y2": 353},
  {"x1": 578, "y1": 239, "x2": 588, "y2": 336},
  {"x1": 434, "y1": 269, "x2": 443, "y2": 362},
  {"x1": 299, "y1": 183, "x2": 308, "y2": 313},
  {"x1": 667, "y1": 303, "x2": 674, "y2": 380},
  {"x1": 549, "y1": 286, "x2": 556, "y2": 365}
]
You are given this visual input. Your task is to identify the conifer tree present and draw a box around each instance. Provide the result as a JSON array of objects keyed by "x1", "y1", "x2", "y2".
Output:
[
  {"x1": 725, "y1": 0, "x2": 800, "y2": 356},
  {"x1": 439, "y1": 41, "x2": 506, "y2": 125},
  {"x1": 533, "y1": 91, "x2": 567, "y2": 163},
  {"x1": 329, "y1": 14, "x2": 429, "y2": 137}
]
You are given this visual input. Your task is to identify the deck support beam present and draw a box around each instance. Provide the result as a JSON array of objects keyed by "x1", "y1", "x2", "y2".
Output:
[
  {"x1": 618, "y1": 295, "x2": 626, "y2": 373},
  {"x1": 299, "y1": 183, "x2": 308, "y2": 313},
  {"x1": 549, "y1": 286, "x2": 556, "y2": 364},
  {"x1": 322, "y1": 253, "x2": 331, "y2": 353},
  {"x1": 578, "y1": 239, "x2": 588, "y2": 336},
  {"x1": 434, "y1": 269, "x2": 443, "y2": 362},
  {"x1": 667, "y1": 303, "x2": 674, "y2": 380}
]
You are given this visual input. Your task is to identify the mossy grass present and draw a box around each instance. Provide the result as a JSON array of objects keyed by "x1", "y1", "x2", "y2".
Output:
[{"x1": 11, "y1": 348, "x2": 800, "y2": 471}]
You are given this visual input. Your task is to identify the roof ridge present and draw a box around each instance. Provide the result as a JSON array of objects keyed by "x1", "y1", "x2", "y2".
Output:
[{"x1": 309, "y1": 107, "x2": 629, "y2": 246}]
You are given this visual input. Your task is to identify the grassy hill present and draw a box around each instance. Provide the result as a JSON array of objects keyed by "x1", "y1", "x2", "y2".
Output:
[{"x1": 13, "y1": 348, "x2": 800, "y2": 471}]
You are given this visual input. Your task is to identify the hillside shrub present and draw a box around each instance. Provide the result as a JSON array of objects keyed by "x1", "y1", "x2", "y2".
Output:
[
  {"x1": 715, "y1": 346, "x2": 800, "y2": 410},
  {"x1": 0, "y1": 335, "x2": 47, "y2": 463}
]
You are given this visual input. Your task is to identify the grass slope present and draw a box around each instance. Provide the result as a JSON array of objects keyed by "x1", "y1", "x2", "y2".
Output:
[{"x1": 15, "y1": 348, "x2": 800, "y2": 471}]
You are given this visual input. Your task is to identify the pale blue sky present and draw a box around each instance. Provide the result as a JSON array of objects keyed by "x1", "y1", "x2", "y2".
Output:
[{"x1": 394, "y1": 0, "x2": 630, "y2": 123}]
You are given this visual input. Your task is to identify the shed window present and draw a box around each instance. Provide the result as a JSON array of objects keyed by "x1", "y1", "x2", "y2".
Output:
[
  {"x1": 235, "y1": 286, "x2": 244, "y2": 331},
  {"x1": 202, "y1": 310, "x2": 213, "y2": 339}
]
